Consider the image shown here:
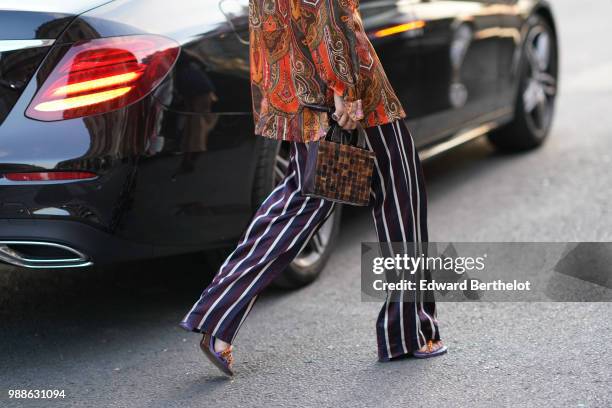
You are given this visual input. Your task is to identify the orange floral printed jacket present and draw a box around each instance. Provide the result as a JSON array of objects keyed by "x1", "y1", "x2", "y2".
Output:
[{"x1": 249, "y1": 0, "x2": 406, "y2": 142}]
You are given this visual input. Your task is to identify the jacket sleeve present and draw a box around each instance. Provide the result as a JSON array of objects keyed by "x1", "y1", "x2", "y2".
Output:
[{"x1": 299, "y1": 0, "x2": 364, "y2": 119}]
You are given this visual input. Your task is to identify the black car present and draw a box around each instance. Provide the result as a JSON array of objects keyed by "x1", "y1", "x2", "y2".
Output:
[{"x1": 0, "y1": 0, "x2": 558, "y2": 287}]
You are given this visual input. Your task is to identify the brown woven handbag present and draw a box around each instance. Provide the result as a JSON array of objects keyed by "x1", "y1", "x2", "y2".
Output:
[{"x1": 302, "y1": 104, "x2": 375, "y2": 206}]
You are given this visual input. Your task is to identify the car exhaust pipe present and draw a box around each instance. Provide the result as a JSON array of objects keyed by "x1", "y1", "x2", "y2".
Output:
[{"x1": 0, "y1": 241, "x2": 92, "y2": 269}]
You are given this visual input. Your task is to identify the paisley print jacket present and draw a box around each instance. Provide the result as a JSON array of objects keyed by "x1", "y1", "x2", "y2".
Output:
[{"x1": 249, "y1": 0, "x2": 406, "y2": 142}]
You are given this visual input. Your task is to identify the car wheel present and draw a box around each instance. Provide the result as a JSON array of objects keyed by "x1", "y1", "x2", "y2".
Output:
[
  {"x1": 488, "y1": 15, "x2": 558, "y2": 151},
  {"x1": 208, "y1": 139, "x2": 342, "y2": 289},
  {"x1": 254, "y1": 140, "x2": 342, "y2": 289}
]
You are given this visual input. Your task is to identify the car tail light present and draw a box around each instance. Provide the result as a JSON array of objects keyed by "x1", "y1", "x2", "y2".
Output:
[
  {"x1": 26, "y1": 35, "x2": 180, "y2": 121},
  {"x1": 4, "y1": 171, "x2": 97, "y2": 181}
]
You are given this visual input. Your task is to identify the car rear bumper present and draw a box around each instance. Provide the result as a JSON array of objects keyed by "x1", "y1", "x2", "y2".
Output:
[{"x1": 0, "y1": 218, "x2": 154, "y2": 268}]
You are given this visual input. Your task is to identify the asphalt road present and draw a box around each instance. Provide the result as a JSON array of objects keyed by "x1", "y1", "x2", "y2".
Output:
[{"x1": 1, "y1": 1, "x2": 611, "y2": 407}]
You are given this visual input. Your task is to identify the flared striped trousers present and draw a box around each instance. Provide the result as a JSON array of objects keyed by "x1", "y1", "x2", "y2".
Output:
[{"x1": 180, "y1": 119, "x2": 440, "y2": 361}]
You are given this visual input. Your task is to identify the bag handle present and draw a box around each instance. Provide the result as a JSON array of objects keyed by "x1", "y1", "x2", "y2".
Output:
[{"x1": 301, "y1": 103, "x2": 368, "y2": 149}]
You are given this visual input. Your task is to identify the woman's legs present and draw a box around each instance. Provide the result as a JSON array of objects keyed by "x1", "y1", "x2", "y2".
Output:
[
  {"x1": 364, "y1": 119, "x2": 440, "y2": 361},
  {"x1": 181, "y1": 120, "x2": 441, "y2": 363},
  {"x1": 180, "y1": 142, "x2": 335, "y2": 344}
]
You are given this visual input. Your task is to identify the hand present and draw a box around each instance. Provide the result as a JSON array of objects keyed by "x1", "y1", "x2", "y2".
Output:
[{"x1": 332, "y1": 93, "x2": 358, "y2": 130}]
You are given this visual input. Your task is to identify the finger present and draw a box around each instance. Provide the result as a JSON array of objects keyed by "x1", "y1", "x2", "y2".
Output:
[
  {"x1": 337, "y1": 111, "x2": 349, "y2": 127},
  {"x1": 343, "y1": 119, "x2": 356, "y2": 130}
]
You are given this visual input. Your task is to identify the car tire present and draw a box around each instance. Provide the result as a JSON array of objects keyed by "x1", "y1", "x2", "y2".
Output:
[
  {"x1": 488, "y1": 14, "x2": 558, "y2": 151},
  {"x1": 207, "y1": 138, "x2": 342, "y2": 290},
  {"x1": 271, "y1": 203, "x2": 342, "y2": 289},
  {"x1": 255, "y1": 140, "x2": 342, "y2": 289},
  {"x1": 251, "y1": 136, "x2": 280, "y2": 210}
]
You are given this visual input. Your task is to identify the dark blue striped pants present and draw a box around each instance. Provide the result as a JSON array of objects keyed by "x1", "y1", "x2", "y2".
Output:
[{"x1": 180, "y1": 119, "x2": 440, "y2": 361}]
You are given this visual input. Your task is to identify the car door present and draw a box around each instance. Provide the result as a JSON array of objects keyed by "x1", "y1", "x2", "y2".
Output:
[
  {"x1": 133, "y1": 0, "x2": 258, "y2": 248},
  {"x1": 410, "y1": 0, "x2": 503, "y2": 146},
  {"x1": 359, "y1": 0, "x2": 424, "y2": 139}
]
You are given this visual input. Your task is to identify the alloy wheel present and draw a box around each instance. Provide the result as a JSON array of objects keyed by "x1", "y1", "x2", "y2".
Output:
[
  {"x1": 274, "y1": 143, "x2": 337, "y2": 269},
  {"x1": 522, "y1": 23, "x2": 557, "y2": 139}
]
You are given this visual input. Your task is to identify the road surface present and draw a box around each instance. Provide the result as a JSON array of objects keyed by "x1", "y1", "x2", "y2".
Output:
[{"x1": 1, "y1": 1, "x2": 610, "y2": 406}]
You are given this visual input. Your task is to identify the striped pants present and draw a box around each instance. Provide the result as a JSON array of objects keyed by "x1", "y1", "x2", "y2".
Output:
[{"x1": 180, "y1": 119, "x2": 440, "y2": 361}]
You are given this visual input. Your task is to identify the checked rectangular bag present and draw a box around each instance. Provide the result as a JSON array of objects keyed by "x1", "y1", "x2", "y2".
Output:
[{"x1": 302, "y1": 105, "x2": 375, "y2": 206}]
